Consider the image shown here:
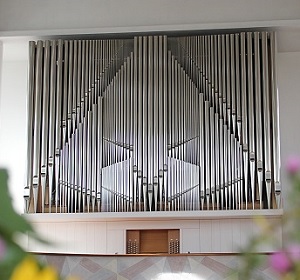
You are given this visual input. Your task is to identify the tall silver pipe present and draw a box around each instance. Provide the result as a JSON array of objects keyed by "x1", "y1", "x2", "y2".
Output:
[
  {"x1": 91, "y1": 103, "x2": 97, "y2": 212},
  {"x1": 97, "y1": 96, "x2": 103, "y2": 212},
  {"x1": 40, "y1": 41, "x2": 51, "y2": 213},
  {"x1": 207, "y1": 35, "x2": 212, "y2": 103},
  {"x1": 199, "y1": 93, "x2": 205, "y2": 210},
  {"x1": 230, "y1": 34, "x2": 236, "y2": 134},
  {"x1": 168, "y1": 51, "x2": 174, "y2": 208},
  {"x1": 204, "y1": 36, "x2": 208, "y2": 101},
  {"x1": 210, "y1": 36, "x2": 215, "y2": 105},
  {"x1": 262, "y1": 32, "x2": 272, "y2": 209},
  {"x1": 223, "y1": 122, "x2": 228, "y2": 210},
  {"x1": 221, "y1": 35, "x2": 227, "y2": 125},
  {"x1": 67, "y1": 40, "x2": 73, "y2": 138},
  {"x1": 47, "y1": 40, "x2": 57, "y2": 213},
  {"x1": 32, "y1": 40, "x2": 44, "y2": 213},
  {"x1": 231, "y1": 135, "x2": 237, "y2": 209},
  {"x1": 66, "y1": 138, "x2": 71, "y2": 213},
  {"x1": 177, "y1": 64, "x2": 182, "y2": 210},
  {"x1": 247, "y1": 32, "x2": 256, "y2": 209},
  {"x1": 137, "y1": 37, "x2": 143, "y2": 210},
  {"x1": 76, "y1": 41, "x2": 82, "y2": 127},
  {"x1": 142, "y1": 37, "x2": 149, "y2": 209},
  {"x1": 240, "y1": 33, "x2": 249, "y2": 209},
  {"x1": 80, "y1": 41, "x2": 86, "y2": 124},
  {"x1": 74, "y1": 126, "x2": 80, "y2": 213},
  {"x1": 210, "y1": 107, "x2": 215, "y2": 210},
  {"x1": 120, "y1": 64, "x2": 125, "y2": 211},
  {"x1": 72, "y1": 41, "x2": 78, "y2": 131},
  {"x1": 215, "y1": 113, "x2": 220, "y2": 210},
  {"x1": 158, "y1": 36, "x2": 164, "y2": 210},
  {"x1": 62, "y1": 41, "x2": 69, "y2": 144},
  {"x1": 133, "y1": 37, "x2": 138, "y2": 211},
  {"x1": 204, "y1": 101, "x2": 210, "y2": 209},
  {"x1": 70, "y1": 134, "x2": 76, "y2": 213},
  {"x1": 24, "y1": 41, "x2": 36, "y2": 213},
  {"x1": 235, "y1": 34, "x2": 242, "y2": 142},
  {"x1": 62, "y1": 144, "x2": 67, "y2": 213},
  {"x1": 84, "y1": 41, "x2": 89, "y2": 115},
  {"x1": 127, "y1": 56, "x2": 132, "y2": 211},
  {"x1": 153, "y1": 36, "x2": 159, "y2": 209},
  {"x1": 217, "y1": 35, "x2": 223, "y2": 119},
  {"x1": 82, "y1": 114, "x2": 88, "y2": 212},
  {"x1": 114, "y1": 71, "x2": 119, "y2": 211},
  {"x1": 238, "y1": 144, "x2": 243, "y2": 209},
  {"x1": 227, "y1": 125, "x2": 233, "y2": 209},
  {"x1": 213, "y1": 35, "x2": 218, "y2": 109},
  {"x1": 225, "y1": 35, "x2": 231, "y2": 131},
  {"x1": 163, "y1": 36, "x2": 168, "y2": 211},
  {"x1": 254, "y1": 32, "x2": 264, "y2": 209},
  {"x1": 219, "y1": 119, "x2": 226, "y2": 210},
  {"x1": 54, "y1": 40, "x2": 63, "y2": 212},
  {"x1": 270, "y1": 32, "x2": 281, "y2": 208},
  {"x1": 148, "y1": 36, "x2": 154, "y2": 189},
  {"x1": 78, "y1": 122, "x2": 83, "y2": 212}
]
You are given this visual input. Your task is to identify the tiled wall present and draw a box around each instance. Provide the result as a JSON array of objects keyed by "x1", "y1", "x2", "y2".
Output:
[{"x1": 38, "y1": 254, "x2": 278, "y2": 280}]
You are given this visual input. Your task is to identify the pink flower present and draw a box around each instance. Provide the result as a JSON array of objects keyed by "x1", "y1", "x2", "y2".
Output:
[
  {"x1": 269, "y1": 251, "x2": 292, "y2": 274},
  {"x1": 287, "y1": 244, "x2": 300, "y2": 261},
  {"x1": 286, "y1": 156, "x2": 300, "y2": 174},
  {"x1": 0, "y1": 237, "x2": 6, "y2": 260},
  {"x1": 269, "y1": 245, "x2": 300, "y2": 275}
]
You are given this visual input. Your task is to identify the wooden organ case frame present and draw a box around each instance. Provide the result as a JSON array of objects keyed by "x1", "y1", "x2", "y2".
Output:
[{"x1": 24, "y1": 30, "x2": 281, "y2": 217}]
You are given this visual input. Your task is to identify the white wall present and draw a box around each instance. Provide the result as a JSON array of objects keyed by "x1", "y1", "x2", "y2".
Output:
[
  {"x1": 0, "y1": 42, "x2": 28, "y2": 212},
  {"x1": 277, "y1": 51, "x2": 300, "y2": 203}
]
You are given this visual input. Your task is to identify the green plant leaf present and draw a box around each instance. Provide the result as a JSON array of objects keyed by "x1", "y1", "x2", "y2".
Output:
[
  {"x1": 0, "y1": 239, "x2": 28, "y2": 279},
  {"x1": 0, "y1": 169, "x2": 35, "y2": 239}
]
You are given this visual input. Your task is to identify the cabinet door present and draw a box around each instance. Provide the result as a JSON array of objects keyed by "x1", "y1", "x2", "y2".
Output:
[
  {"x1": 181, "y1": 229, "x2": 200, "y2": 253},
  {"x1": 107, "y1": 229, "x2": 124, "y2": 254}
]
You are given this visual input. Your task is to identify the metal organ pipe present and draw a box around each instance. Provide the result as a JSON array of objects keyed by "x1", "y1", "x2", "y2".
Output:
[
  {"x1": 253, "y1": 32, "x2": 263, "y2": 210},
  {"x1": 24, "y1": 41, "x2": 36, "y2": 213},
  {"x1": 270, "y1": 32, "x2": 281, "y2": 209},
  {"x1": 25, "y1": 32, "x2": 281, "y2": 213},
  {"x1": 40, "y1": 41, "x2": 50, "y2": 213},
  {"x1": 262, "y1": 32, "x2": 272, "y2": 209}
]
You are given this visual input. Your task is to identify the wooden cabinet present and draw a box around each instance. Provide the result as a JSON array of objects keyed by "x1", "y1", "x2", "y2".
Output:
[{"x1": 126, "y1": 229, "x2": 179, "y2": 254}]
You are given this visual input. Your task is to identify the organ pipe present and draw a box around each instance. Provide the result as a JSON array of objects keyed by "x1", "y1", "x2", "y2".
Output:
[{"x1": 25, "y1": 32, "x2": 281, "y2": 213}]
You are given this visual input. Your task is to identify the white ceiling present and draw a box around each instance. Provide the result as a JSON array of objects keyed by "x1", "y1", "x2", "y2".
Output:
[{"x1": 1, "y1": 0, "x2": 300, "y2": 58}]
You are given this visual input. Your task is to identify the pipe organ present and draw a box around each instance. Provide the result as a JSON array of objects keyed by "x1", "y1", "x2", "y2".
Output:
[{"x1": 24, "y1": 31, "x2": 281, "y2": 213}]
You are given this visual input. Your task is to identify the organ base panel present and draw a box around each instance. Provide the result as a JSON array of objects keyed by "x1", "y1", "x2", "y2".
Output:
[
  {"x1": 24, "y1": 210, "x2": 282, "y2": 255},
  {"x1": 25, "y1": 31, "x2": 281, "y2": 214}
]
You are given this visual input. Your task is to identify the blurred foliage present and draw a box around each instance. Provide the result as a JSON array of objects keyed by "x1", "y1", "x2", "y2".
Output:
[
  {"x1": 0, "y1": 169, "x2": 78, "y2": 280},
  {"x1": 229, "y1": 156, "x2": 300, "y2": 280}
]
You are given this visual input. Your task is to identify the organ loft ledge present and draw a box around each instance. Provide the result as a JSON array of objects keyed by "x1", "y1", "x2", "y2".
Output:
[{"x1": 23, "y1": 209, "x2": 283, "y2": 223}]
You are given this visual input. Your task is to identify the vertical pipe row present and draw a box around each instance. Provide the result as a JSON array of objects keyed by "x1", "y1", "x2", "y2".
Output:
[{"x1": 25, "y1": 33, "x2": 280, "y2": 213}]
